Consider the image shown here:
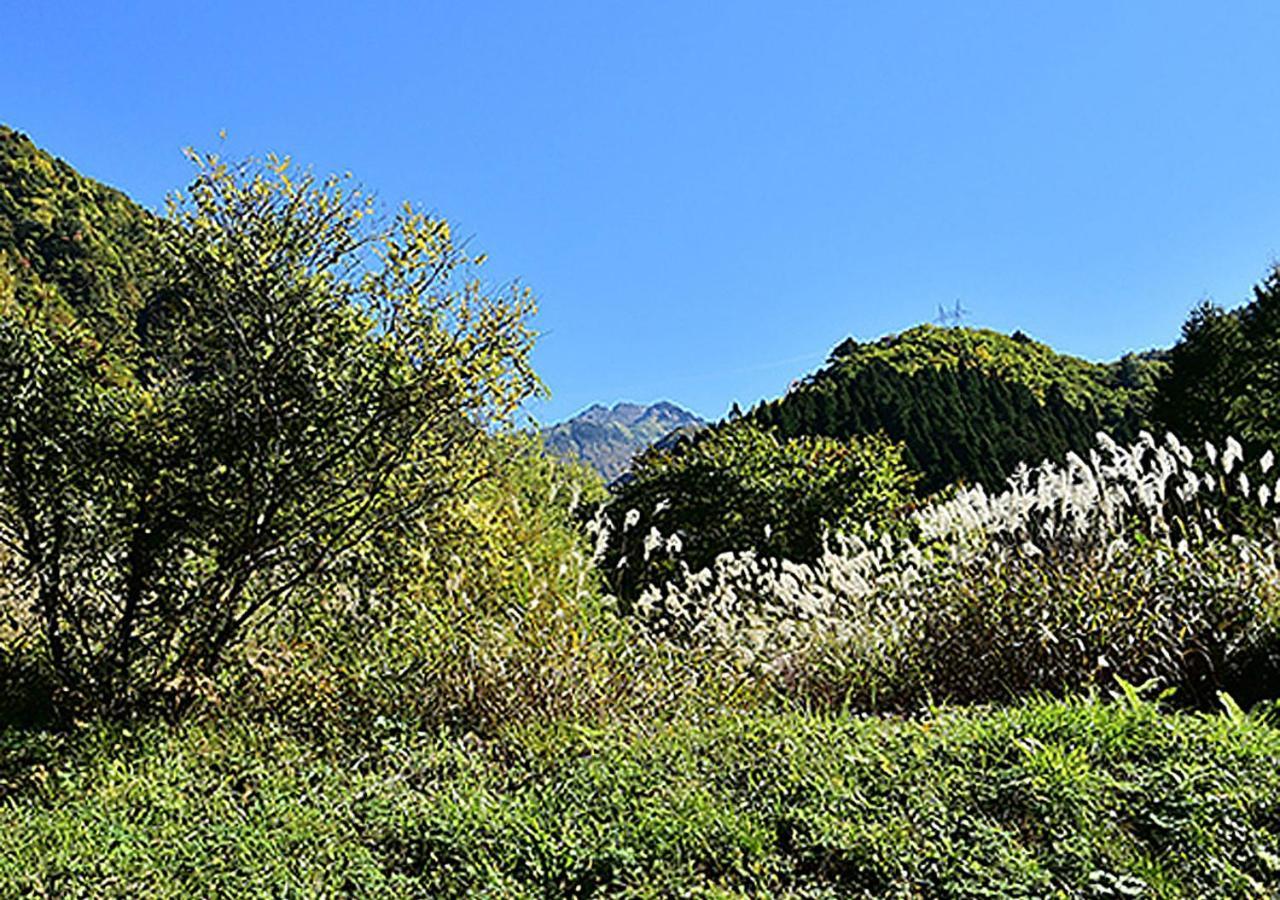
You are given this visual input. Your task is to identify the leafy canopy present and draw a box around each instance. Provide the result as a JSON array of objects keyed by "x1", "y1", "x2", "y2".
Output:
[
  {"x1": 750, "y1": 324, "x2": 1163, "y2": 493},
  {"x1": 602, "y1": 421, "x2": 916, "y2": 597},
  {"x1": 1155, "y1": 267, "x2": 1280, "y2": 453},
  {"x1": 0, "y1": 146, "x2": 540, "y2": 717},
  {"x1": 0, "y1": 125, "x2": 154, "y2": 323}
]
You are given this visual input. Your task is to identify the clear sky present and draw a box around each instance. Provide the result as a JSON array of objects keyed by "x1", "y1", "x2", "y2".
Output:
[{"x1": 6, "y1": 2, "x2": 1280, "y2": 423}]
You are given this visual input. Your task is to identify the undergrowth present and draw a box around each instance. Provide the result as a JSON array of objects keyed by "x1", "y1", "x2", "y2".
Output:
[
  {"x1": 621, "y1": 433, "x2": 1280, "y2": 711},
  {"x1": 1, "y1": 694, "x2": 1278, "y2": 897},
  {"x1": 3, "y1": 435, "x2": 1280, "y2": 896}
]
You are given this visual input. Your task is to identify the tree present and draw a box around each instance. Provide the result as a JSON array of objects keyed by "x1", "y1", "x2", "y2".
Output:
[
  {"x1": 1236, "y1": 270, "x2": 1280, "y2": 450},
  {"x1": 750, "y1": 356, "x2": 1108, "y2": 494},
  {"x1": 1154, "y1": 300, "x2": 1246, "y2": 447},
  {"x1": 601, "y1": 421, "x2": 917, "y2": 598},
  {"x1": 0, "y1": 150, "x2": 540, "y2": 717}
]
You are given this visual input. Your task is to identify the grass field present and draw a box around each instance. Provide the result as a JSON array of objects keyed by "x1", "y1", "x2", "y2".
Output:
[{"x1": 2, "y1": 692, "x2": 1279, "y2": 897}]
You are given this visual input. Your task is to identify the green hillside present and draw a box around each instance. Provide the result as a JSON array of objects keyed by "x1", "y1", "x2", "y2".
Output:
[
  {"x1": 0, "y1": 125, "x2": 154, "y2": 329},
  {"x1": 749, "y1": 324, "x2": 1166, "y2": 492},
  {"x1": 825, "y1": 324, "x2": 1157, "y2": 416}
]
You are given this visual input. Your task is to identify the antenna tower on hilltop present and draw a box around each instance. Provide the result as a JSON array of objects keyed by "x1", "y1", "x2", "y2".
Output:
[{"x1": 935, "y1": 299, "x2": 970, "y2": 327}]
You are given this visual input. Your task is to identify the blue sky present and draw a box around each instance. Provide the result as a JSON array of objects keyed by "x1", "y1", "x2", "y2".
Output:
[{"x1": 6, "y1": 2, "x2": 1280, "y2": 423}]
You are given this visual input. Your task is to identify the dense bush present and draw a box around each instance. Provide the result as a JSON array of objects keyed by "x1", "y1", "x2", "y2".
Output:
[
  {"x1": 627, "y1": 432, "x2": 1280, "y2": 710},
  {"x1": 229, "y1": 436, "x2": 720, "y2": 741},
  {"x1": 599, "y1": 421, "x2": 917, "y2": 599},
  {"x1": 0, "y1": 152, "x2": 539, "y2": 718}
]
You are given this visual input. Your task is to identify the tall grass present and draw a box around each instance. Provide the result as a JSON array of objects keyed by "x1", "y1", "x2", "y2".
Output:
[
  {"x1": 222, "y1": 438, "x2": 754, "y2": 744},
  {"x1": 615, "y1": 432, "x2": 1280, "y2": 710}
]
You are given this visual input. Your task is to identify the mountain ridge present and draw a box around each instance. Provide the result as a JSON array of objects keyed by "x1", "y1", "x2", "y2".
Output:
[{"x1": 541, "y1": 400, "x2": 705, "y2": 481}]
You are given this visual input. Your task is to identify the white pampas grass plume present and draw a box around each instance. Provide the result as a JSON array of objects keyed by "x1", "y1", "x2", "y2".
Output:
[{"x1": 1223, "y1": 436, "x2": 1244, "y2": 475}]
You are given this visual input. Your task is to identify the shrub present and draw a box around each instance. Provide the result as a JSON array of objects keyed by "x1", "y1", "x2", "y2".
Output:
[
  {"x1": 599, "y1": 421, "x2": 917, "y2": 599},
  {"x1": 231, "y1": 436, "x2": 699, "y2": 741},
  {"x1": 627, "y1": 432, "x2": 1280, "y2": 710},
  {"x1": 0, "y1": 151, "x2": 539, "y2": 718}
]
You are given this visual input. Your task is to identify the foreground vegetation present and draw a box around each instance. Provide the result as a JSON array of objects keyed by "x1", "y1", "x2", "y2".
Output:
[{"x1": 3, "y1": 694, "x2": 1279, "y2": 897}]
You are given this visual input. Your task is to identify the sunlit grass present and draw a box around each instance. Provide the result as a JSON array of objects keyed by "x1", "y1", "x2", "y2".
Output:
[{"x1": 2, "y1": 693, "x2": 1278, "y2": 896}]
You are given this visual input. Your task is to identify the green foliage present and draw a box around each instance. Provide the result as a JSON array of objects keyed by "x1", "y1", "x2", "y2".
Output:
[
  {"x1": 386, "y1": 699, "x2": 1280, "y2": 897},
  {"x1": 1154, "y1": 269, "x2": 1280, "y2": 452},
  {"x1": 0, "y1": 147, "x2": 540, "y2": 718},
  {"x1": 3, "y1": 696, "x2": 1279, "y2": 896},
  {"x1": 601, "y1": 421, "x2": 917, "y2": 598},
  {"x1": 632, "y1": 433, "x2": 1280, "y2": 714},
  {"x1": 825, "y1": 323, "x2": 1153, "y2": 418},
  {"x1": 5, "y1": 128, "x2": 1280, "y2": 896},
  {"x1": 754, "y1": 324, "x2": 1160, "y2": 493},
  {"x1": 756, "y1": 361, "x2": 1103, "y2": 493},
  {"x1": 0, "y1": 125, "x2": 154, "y2": 327},
  {"x1": 230, "y1": 435, "x2": 661, "y2": 742},
  {"x1": 1110, "y1": 350, "x2": 1169, "y2": 419}
]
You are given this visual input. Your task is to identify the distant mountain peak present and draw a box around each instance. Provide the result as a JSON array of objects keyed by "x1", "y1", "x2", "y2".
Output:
[
  {"x1": 542, "y1": 401, "x2": 705, "y2": 481},
  {"x1": 643, "y1": 400, "x2": 690, "y2": 417}
]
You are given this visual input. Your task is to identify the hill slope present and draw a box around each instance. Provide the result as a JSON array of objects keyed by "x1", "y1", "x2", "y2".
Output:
[
  {"x1": 542, "y1": 401, "x2": 705, "y2": 481},
  {"x1": 0, "y1": 124, "x2": 154, "y2": 325},
  {"x1": 823, "y1": 325, "x2": 1164, "y2": 425},
  {"x1": 749, "y1": 325, "x2": 1166, "y2": 493}
]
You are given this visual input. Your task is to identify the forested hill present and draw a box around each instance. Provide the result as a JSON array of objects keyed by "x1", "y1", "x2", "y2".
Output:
[
  {"x1": 0, "y1": 125, "x2": 154, "y2": 324},
  {"x1": 748, "y1": 325, "x2": 1167, "y2": 493}
]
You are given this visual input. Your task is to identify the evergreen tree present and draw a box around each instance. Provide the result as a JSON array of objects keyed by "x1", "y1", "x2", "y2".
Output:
[{"x1": 1155, "y1": 300, "x2": 1246, "y2": 445}]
